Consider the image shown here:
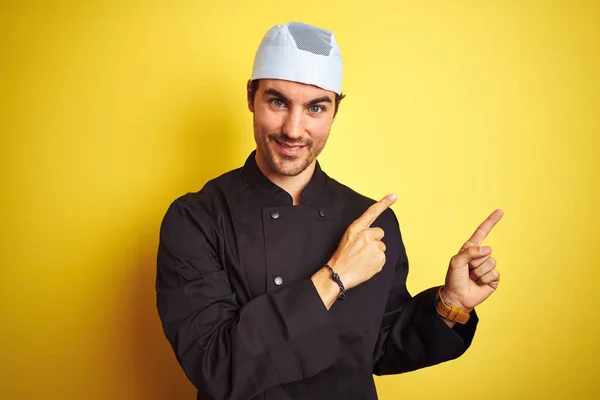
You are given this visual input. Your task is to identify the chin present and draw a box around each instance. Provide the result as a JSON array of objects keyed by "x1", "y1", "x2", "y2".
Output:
[{"x1": 270, "y1": 156, "x2": 308, "y2": 177}]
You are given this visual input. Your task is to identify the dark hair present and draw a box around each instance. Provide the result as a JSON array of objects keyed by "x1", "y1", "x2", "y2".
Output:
[{"x1": 249, "y1": 79, "x2": 346, "y2": 117}]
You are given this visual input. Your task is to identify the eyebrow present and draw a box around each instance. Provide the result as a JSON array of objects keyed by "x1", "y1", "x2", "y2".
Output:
[{"x1": 264, "y1": 88, "x2": 333, "y2": 106}]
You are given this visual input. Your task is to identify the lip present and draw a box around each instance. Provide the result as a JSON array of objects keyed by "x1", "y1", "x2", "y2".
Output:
[{"x1": 274, "y1": 140, "x2": 306, "y2": 156}]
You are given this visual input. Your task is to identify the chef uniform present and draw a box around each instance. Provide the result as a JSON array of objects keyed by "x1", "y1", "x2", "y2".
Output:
[{"x1": 156, "y1": 22, "x2": 478, "y2": 400}]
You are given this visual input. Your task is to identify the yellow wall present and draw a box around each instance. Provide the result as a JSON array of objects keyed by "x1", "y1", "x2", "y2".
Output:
[{"x1": 2, "y1": 1, "x2": 598, "y2": 399}]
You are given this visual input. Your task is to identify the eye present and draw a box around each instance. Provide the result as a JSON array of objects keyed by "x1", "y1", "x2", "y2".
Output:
[
  {"x1": 270, "y1": 99, "x2": 286, "y2": 108},
  {"x1": 309, "y1": 105, "x2": 324, "y2": 114}
]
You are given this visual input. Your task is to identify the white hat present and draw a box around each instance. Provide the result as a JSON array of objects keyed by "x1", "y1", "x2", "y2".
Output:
[{"x1": 251, "y1": 22, "x2": 343, "y2": 95}]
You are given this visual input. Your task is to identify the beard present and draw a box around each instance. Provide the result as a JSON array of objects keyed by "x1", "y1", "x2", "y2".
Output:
[{"x1": 254, "y1": 120, "x2": 330, "y2": 177}]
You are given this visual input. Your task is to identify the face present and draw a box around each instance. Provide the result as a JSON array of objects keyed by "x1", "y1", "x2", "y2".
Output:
[{"x1": 247, "y1": 79, "x2": 337, "y2": 177}]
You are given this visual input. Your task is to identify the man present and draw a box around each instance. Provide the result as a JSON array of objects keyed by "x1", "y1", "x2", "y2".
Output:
[{"x1": 156, "y1": 21, "x2": 502, "y2": 400}]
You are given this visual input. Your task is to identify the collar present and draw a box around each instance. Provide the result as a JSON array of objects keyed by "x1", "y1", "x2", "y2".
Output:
[{"x1": 241, "y1": 150, "x2": 336, "y2": 207}]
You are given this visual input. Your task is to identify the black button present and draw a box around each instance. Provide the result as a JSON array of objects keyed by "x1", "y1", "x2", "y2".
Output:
[
  {"x1": 273, "y1": 276, "x2": 283, "y2": 286},
  {"x1": 319, "y1": 209, "x2": 327, "y2": 218},
  {"x1": 270, "y1": 211, "x2": 280, "y2": 219}
]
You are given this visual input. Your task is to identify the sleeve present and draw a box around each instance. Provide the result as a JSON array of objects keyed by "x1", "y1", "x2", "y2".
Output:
[
  {"x1": 372, "y1": 211, "x2": 478, "y2": 376},
  {"x1": 155, "y1": 197, "x2": 340, "y2": 400}
]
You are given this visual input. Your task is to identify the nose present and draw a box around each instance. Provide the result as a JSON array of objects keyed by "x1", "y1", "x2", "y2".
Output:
[{"x1": 282, "y1": 108, "x2": 303, "y2": 140}]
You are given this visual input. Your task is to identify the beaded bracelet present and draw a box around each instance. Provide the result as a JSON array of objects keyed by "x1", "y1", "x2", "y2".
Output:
[{"x1": 325, "y1": 264, "x2": 346, "y2": 300}]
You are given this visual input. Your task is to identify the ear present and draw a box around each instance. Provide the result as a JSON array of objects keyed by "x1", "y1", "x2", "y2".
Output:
[{"x1": 247, "y1": 79, "x2": 255, "y2": 113}]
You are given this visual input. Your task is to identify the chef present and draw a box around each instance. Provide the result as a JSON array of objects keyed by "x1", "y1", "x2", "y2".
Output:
[{"x1": 156, "y1": 21, "x2": 503, "y2": 400}]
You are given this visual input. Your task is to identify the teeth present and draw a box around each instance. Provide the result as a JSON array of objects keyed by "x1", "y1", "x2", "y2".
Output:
[{"x1": 279, "y1": 142, "x2": 301, "y2": 151}]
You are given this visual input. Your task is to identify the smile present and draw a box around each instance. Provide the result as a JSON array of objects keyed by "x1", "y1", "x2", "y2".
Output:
[{"x1": 275, "y1": 140, "x2": 306, "y2": 154}]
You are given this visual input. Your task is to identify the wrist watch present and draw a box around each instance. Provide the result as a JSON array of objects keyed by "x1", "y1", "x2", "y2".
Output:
[{"x1": 435, "y1": 287, "x2": 471, "y2": 324}]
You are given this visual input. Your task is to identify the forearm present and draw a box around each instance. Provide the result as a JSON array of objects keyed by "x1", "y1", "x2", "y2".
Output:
[
  {"x1": 159, "y1": 276, "x2": 340, "y2": 400},
  {"x1": 373, "y1": 287, "x2": 478, "y2": 375},
  {"x1": 311, "y1": 266, "x2": 341, "y2": 310}
]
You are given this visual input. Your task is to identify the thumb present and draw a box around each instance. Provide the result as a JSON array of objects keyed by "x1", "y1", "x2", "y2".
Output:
[{"x1": 450, "y1": 246, "x2": 491, "y2": 269}]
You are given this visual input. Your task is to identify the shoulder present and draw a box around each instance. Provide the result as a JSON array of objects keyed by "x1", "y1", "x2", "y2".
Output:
[
  {"x1": 170, "y1": 167, "x2": 243, "y2": 213},
  {"x1": 161, "y1": 166, "x2": 243, "y2": 232}
]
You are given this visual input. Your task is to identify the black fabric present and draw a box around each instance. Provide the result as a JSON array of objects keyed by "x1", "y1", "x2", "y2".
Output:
[{"x1": 156, "y1": 151, "x2": 478, "y2": 400}]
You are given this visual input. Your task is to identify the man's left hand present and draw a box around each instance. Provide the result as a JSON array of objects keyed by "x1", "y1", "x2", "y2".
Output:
[{"x1": 441, "y1": 209, "x2": 504, "y2": 311}]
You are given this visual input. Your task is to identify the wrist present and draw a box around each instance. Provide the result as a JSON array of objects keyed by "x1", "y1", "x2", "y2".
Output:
[
  {"x1": 439, "y1": 287, "x2": 473, "y2": 313},
  {"x1": 435, "y1": 286, "x2": 472, "y2": 326},
  {"x1": 311, "y1": 267, "x2": 341, "y2": 310},
  {"x1": 326, "y1": 258, "x2": 353, "y2": 290},
  {"x1": 324, "y1": 264, "x2": 346, "y2": 300}
]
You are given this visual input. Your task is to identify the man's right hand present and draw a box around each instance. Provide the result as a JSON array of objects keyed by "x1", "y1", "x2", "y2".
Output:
[{"x1": 311, "y1": 194, "x2": 397, "y2": 308}]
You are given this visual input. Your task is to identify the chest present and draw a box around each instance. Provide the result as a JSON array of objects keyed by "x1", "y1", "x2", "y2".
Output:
[
  {"x1": 229, "y1": 204, "x2": 342, "y2": 297},
  {"x1": 215, "y1": 201, "x2": 396, "y2": 338}
]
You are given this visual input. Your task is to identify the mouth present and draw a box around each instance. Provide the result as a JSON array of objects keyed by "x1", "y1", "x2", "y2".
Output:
[{"x1": 274, "y1": 140, "x2": 307, "y2": 156}]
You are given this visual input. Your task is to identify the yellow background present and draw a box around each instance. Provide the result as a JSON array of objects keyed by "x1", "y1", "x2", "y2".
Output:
[{"x1": 1, "y1": 1, "x2": 599, "y2": 399}]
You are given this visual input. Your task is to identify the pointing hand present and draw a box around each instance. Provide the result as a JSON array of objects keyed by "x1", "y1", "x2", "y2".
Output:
[
  {"x1": 327, "y1": 194, "x2": 397, "y2": 290},
  {"x1": 442, "y1": 209, "x2": 504, "y2": 310}
]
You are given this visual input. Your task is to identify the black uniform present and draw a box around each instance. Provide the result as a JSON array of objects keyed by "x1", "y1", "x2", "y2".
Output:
[{"x1": 156, "y1": 151, "x2": 478, "y2": 400}]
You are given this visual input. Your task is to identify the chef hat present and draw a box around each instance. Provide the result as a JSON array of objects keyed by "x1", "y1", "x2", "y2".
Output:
[{"x1": 251, "y1": 22, "x2": 343, "y2": 95}]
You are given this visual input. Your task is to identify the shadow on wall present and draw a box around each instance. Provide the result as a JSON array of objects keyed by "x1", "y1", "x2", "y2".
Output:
[{"x1": 116, "y1": 88, "x2": 244, "y2": 399}]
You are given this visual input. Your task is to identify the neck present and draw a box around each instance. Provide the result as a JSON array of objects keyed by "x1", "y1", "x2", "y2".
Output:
[{"x1": 255, "y1": 152, "x2": 316, "y2": 205}]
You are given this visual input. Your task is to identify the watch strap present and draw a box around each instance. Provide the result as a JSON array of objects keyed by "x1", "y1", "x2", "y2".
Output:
[{"x1": 435, "y1": 287, "x2": 471, "y2": 324}]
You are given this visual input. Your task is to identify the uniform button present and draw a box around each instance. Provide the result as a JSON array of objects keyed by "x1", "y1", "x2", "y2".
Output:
[
  {"x1": 319, "y1": 209, "x2": 327, "y2": 218},
  {"x1": 270, "y1": 211, "x2": 280, "y2": 219},
  {"x1": 273, "y1": 276, "x2": 283, "y2": 286}
]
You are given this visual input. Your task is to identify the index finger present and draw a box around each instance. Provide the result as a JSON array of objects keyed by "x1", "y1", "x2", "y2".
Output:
[
  {"x1": 462, "y1": 209, "x2": 504, "y2": 249},
  {"x1": 355, "y1": 194, "x2": 397, "y2": 228}
]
